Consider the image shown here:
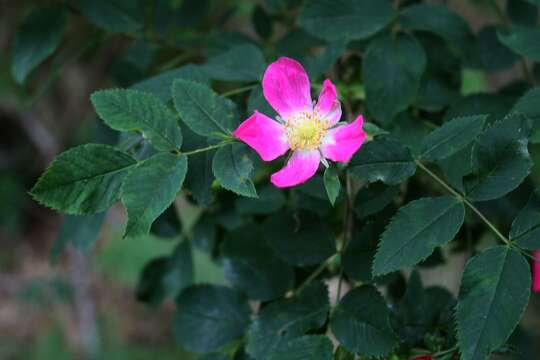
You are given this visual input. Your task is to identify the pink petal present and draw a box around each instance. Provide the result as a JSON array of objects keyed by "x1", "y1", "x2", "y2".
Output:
[
  {"x1": 234, "y1": 111, "x2": 289, "y2": 161},
  {"x1": 320, "y1": 115, "x2": 366, "y2": 163},
  {"x1": 533, "y1": 251, "x2": 540, "y2": 293},
  {"x1": 271, "y1": 150, "x2": 320, "y2": 188},
  {"x1": 262, "y1": 57, "x2": 312, "y2": 119},
  {"x1": 315, "y1": 79, "x2": 342, "y2": 126}
]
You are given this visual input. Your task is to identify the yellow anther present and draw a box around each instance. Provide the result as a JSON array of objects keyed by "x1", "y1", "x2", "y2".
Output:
[{"x1": 286, "y1": 110, "x2": 328, "y2": 151}]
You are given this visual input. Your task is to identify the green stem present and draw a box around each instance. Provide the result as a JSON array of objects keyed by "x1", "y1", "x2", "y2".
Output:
[
  {"x1": 221, "y1": 84, "x2": 257, "y2": 97},
  {"x1": 294, "y1": 254, "x2": 337, "y2": 296},
  {"x1": 179, "y1": 141, "x2": 234, "y2": 156},
  {"x1": 336, "y1": 173, "x2": 354, "y2": 302},
  {"x1": 415, "y1": 160, "x2": 512, "y2": 247}
]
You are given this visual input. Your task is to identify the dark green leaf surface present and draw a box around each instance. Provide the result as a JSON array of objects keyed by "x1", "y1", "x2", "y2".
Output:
[
  {"x1": 11, "y1": 6, "x2": 68, "y2": 84},
  {"x1": 246, "y1": 282, "x2": 329, "y2": 358},
  {"x1": 498, "y1": 26, "x2": 540, "y2": 62},
  {"x1": 478, "y1": 26, "x2": 519, "y2": 72},
  {"x1": 235, "y1": 185, "x2": 286, "y2": 215},
  {"x1": 507, "y1": 0, "x2": 538, "y2": 26},
  {"x1": 330, "y1": 286, "x2": 398, "y2": 357},
  {"x1": 121, "y1": 153, "x2": 187, "y2": 239},
  {"x1": 323, "y1": 166, "x2": 340, "y2": 206},
  {"x1": 76, "y1": 0, "x2": 143, "y2": 33},
  {"x1": 298, "y1": 0, "x2": 394, "y2": 41},
  {"x1": 91, "y1": 89, "x2": 182, "y2": 151},
  {"x1": 354, "y1": 182, "x2": 399, "y2": 219},
  {"x1": 511, "y1": 86, "x2": 540, "y2": 136},
  {"x1": 456, "y1": 246, "x2": 531, "y2": 360},
  {"x1": 173, "y1": 79, "x2": 238, "y2": 137},
  {"x1": 212, "y1": 143, "x2": 257, "y2": 198},
  {"x1": 510, "y1": 189, "x2": 540, "y2": 249},
  {"x1": 363, "y1": 34, "x2": 426, "y2": 122},
  {"x1": 419, "y1": 115, "x2": 486, "y2": 162},
  {"x1": 373, "y1": 197, "x2": 465, "y2": 276},
  {"x1": 465, "y1": 116, "x2": 531, "y2": 201},
  {"x1": 31, "y1": 144, "x2": 136, "y2": 214},
  {"x1": 343, "y1": 223, "x2": 378, "y2": 283},
  {"x1": 267, "y1": 335, "x2": 333, "y2": 360},
  {"x1": 175, "y1": 284, "x2": 251, "y2": 353},
  {"x1": 222, "y1": 224, "x2": 294, "y2": 300},
  {"x1": 202, "y1": 44, "x2": 266, "y2": 82},
  {"x1": 349, "y1": 138, "x2": 416, "y2": 185}
]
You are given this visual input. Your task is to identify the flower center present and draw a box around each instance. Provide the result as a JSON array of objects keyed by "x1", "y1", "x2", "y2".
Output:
[{"x1": 286, "y1": 111, "x2": 328, "y2": 151}]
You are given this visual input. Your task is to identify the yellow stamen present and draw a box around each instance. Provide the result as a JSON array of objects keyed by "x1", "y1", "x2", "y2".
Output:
[{"x1": 286, "y1": 110, "x2": 328, "y2": 151}]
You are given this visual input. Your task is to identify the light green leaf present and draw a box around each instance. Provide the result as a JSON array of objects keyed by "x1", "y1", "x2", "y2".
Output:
[
  {"x1": 267, "y1": 335, "x2": 333, "y2": 360},
  {"x1": 349, "y1": 138, "x2": 417, "y2": 185},
  {"x1": 456, "y1": 246, "x2": 531, "y2": 360},
  {"x1": 498, "y1": 26, "x2": 540, "y2": 62},
  {"x1": 202, "y1": 44, "x2": 266, "y2": 82},
  {"x1": 91, "y1": 89, "x2": 182, "y2": 151},
  {"x1": 31, "y1": 144, "x2": 136, "y2": 214},
  {"x1": 222, "y1": 224, "x2": 294, "y2": 301},
  {"x1": 173, "y1": 79, "x2": 238, "y2": 137},
  {"x1": 121, "y1": 153, "x2": 187, "y2": 239},
  {"x1": 330, "y1": 285, "x2": 398, "y2": 357},
  {"x1": 11, "y1": 6, "x2": 68, "y2": 84},
  {"x1": 76, "y1": 0, "x2": 143, "y2": 33},
  {"x1": 175, "y1": 285, "x2": 251, "y2": 353},
  {"x1": 419, "y1": 115, "x2": 486, "y2": 162},
  {"x1": 212, "y1": 143, "x2": 257, "y2": 198},
  {"x1": 510, "y1": 188, "x2": 540, "y2": 249},
  {"x1": 323, "y1": 166, "x2": 340, "y2": 206},
  {"x1": 465, "y1": 116, "x2": 531, "y2": 201},
  {"x1": 363, "y1": 34, "x2": 427, "y2": 122},
  {"x1": 373, "y1": 196, "x2": 465, "y2": 276},
  {"x1": 298, "y1": 0, "x2": 395, "y2": 41}
]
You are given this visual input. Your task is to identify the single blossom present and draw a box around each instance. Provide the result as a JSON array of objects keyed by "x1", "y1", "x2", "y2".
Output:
[
  {"x1": 533, "y1": 250, "x2": 540, "y2": 293},
  {"x1": 234, "y1": 57, "x2": 366, "y2": 188}
]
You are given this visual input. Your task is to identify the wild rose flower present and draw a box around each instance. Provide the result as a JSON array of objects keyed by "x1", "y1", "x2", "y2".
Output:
[
  {"x1": 234, "y1": 57, "x2": 366, "y2": 188},
  {"x1": 533, "y1": 250, "x2": 540, "y2": 293}
]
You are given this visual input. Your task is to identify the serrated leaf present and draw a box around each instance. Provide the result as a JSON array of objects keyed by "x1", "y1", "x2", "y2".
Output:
[
  {"x1": 31, "y1": 144, "x2": 136, "y2": 214},
  {"x1": 91, "y1": 89, "x2": 182, "y2": 151},
  {"x1": 464, "y1": 116, "x2": 532, "y2": 201},
  {"x1": 363, "y1": 33, "x2": 426, "y2": 122},
  {"x1": 246, "y1": 282, "x2": 329, "y2": 358},
  {"x1": 11, "y1": 6, "x2": 68, "y2": 84},
  {"x1": 349, "y1": 138, "x2": 416, "y2": 185},
  {"x1": 419, "y1": 115, "x2": 486, "y2": 162},
  {"x1": 456, "y1": 246, "x2": 531, "y2": 360},
  {"x1": 262, "y1": 212, "x2": 335, "y2": 267},
  {"x1": 76, "y1": 0, "x2": 143, "y2": 33},
  {"x1": 175, "y1": 284, "x2": 251, "y2": 353},
  {"x1": 498, "y1": 26, "x2": 540, "y2": 62},
  {"x1": 298, "y1": 0, "x2": 395, "y2": 42},
  {"x1": 511, "y1": 86, "x2": 540, "y2": 139},
  {"x1": 172, "y1": 79, "x2": 237, "y2": 137},
  {"x1": 373, "y1": 196, "x2": 465, "y2": 276},
  {"x1": 202, "y1": 44, "x2": 266, "y2": 82},
  {"x1": 330, "y1": 285, "x2": 398, "y2": 357},
  {"x1": 121, "y1": 153, "x2": 187, "y2": 239},
  {"x1": 267, "y1": 335, "x2": 333, "y2": 360},
  {"x1": 323, "y1": 166, "x2": 340, "y2": 206},
  {"x1": 354, "y1": 182, "x2": 399, "y2": 219},
  {"x1": 212, "y1": 143, "x2": 257, "y2": 198},
  {"x1": 510, "y1": 188, "x2": 540, "y2": 249},
  {"x1": 222, "y1": 224, "x2": 294, "y2": 301}
]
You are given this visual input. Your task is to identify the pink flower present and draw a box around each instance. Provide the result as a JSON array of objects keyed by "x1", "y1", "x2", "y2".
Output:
[
  {"x1": 533, "y1": 250, "x2": 540, "y2": 293},
  {"x1": 234, "y1": 57, "x2": 366, "y2": 188}
]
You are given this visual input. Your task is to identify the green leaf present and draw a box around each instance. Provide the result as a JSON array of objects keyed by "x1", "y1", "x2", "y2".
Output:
[
  {"x1": 76, "y1": 0, "x2": 143, "y2": 33},
  {"x1": 363, "y1": 34, "x2": 427, "y2": 122},
  {"x1": 11, "y1": 6, "x2": 68, "y2": 84},
  {"x1": 302, "y1": 39, "x2": 348, "y2": 79},
  {"x1": 334, "y1": 346, "x2": 355, "y2": 360},
  {"x1": 511, "y1": 86, "x2": 540, "y2": 138},
  {"x1": 246, "y1": 282, "x2": 329, "y2": 358},
  {"x1": 510, "y1": 188, "x2": 540, "y2": 249},
  {"x1": 212, "y1": 143, "x2": 257, "y2": 198},
  {"x1": 175, "y1": 284, "x2": 251, "y2": 353},
  {"x1": 330, "y1": 285, "x2": 398, "y2": 357},
  {"x1": 456, "y1": 246, "x2": 531, "y2": 360},
  {"x1": 298, "y1": 0, "x2": 394, "y2": 42},
  {"x1": 267, "y1": 335, "x2": 333, "y2": 360},
  {"x1": 235, "y1": 185, "x2": 286, "y2": 215},
  {"x1": 498, "y1": 26, "x2": 540, "y2": 62},
  {"x1": 248, "y1": 86, "x2": 276, "y2": 118},
  {"x1": 507, "y1": 0, "x2": 538, "y2": 27},
  {"x1": 399, "y1": 4, "x2": 474, "y2": 55},
  {"x1": 192, "y1": 214, "x2": 217, "y2": 254},
  {"x1": 202, "y1": 44, "x2": 266, "y2": 82},
  {"x1": 343, "y1": 223, "x2": 378, "y2": 283},
  {"x1": 173, "y1": 79, "x2": 238, "y2": 137},
  {"x1": 349, "y1": 138, "x2": 417, "y2": 185},
  {"x1": 354, "y1": 182, "x2": 399, "y2": 219},
  {"x1": 323, "y1": 166, "x2": 340, "y2": 206},
  {"x1": 31, "y1": 144, "x2": 136, "y2": 214},
  {"x1": 221, "y1": 224, "x2": 295, "y2": 301},
  {"x1": 464, "y1": 116, "x2": 532, "y2": 201},
  {"x1": 419, "y1": 115, "x2": 486, "y2": 162},
  {"x1": 121, "y1": 153, "x2": 188, "y2": 239},
  {"x1": 131, "y1": 64, "x2": 209, "y2": 102},
  {"x1": 373, "y1": 196, "x2": 465, "y2": 276},
  {"x1": 478, "y1": 26, "x2": 519, "y2": 72},
  {"x1": 150, "y1": 204, "x2": 182, "y2": 238},
  {"x1": 262, "y1": 212, "x2": 335, "y2": 267},
  {"x1": 91, "y1": 89, "x2": 182, "y2": 151}
]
